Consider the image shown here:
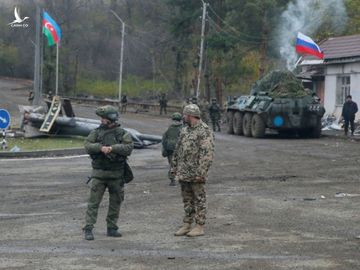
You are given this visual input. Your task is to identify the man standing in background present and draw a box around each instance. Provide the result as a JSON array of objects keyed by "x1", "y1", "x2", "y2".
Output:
[
  {"x1": 162, "y1": 112, "x2": 183, "y2": 186},
  {"x1": 340, "y1": 95, "x2": 358, "y2": 136},
  {"x1": 208, "y1": 98, "x2": 221, "y2": 132},
  {"x1": 159, "y1": 93, "x2": 168, "y2": 115}
]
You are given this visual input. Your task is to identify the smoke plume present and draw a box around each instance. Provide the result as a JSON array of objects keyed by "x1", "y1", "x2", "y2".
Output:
[{"x1": 277, "y1": 0, "x2": 347, "y2": 70}]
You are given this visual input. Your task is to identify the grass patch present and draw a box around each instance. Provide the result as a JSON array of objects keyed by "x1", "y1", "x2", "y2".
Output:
[
  {"x1": 76, "y1": 75, "x2": 169, "y2": 98},
  {"x1": 4, "y1": 137, "x2": 85, "y2": 151}
]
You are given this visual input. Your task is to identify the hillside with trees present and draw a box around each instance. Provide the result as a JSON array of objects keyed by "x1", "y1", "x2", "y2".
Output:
[{"x1": 0, "y1": 0, "x2": 359, "y2": 104}]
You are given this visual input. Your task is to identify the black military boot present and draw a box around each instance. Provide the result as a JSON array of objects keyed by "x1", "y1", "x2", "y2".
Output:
[
  {"x1": 107, "y1": 228, "x2": 122, "y2": 237},
  {"x1": 84, "y1": 229, "x2": 94, "y2": 241}
]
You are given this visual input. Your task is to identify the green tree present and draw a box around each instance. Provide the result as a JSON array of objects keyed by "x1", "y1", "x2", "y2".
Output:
[{"x1": 345, "y1": 0, "x2": 360, "y2": 34}]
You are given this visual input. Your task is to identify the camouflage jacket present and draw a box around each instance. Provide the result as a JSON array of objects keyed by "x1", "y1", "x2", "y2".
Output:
[
  {"x1": 172, "y1": 120, "x2": 214, "y2": 183},
  {"x1": 85, "y1": 124, "x2": 133, "y2": 179},
  {"x1": 162, "y1": 122, "x2": 182, "y2": 157}
]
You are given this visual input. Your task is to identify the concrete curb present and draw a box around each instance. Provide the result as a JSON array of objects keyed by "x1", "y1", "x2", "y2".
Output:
[
  {"x1": 0, "y1": 148, "x2": 86, "y2": 159},
  {"x1": 0, "y1": 131, "x2": 357, "y2": 159}
]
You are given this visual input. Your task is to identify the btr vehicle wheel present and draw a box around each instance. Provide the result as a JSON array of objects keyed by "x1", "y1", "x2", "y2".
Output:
[
  {"x1": 233, "y1": 112, "x2": 244, "y2": 135},
  {"x1": 251, "y1": 114, "x2": 266, "y2": 138},
  {"x1": 243, "y1": 113, "x2": 253, "y2": 137},
  {"x1": 310, "y1": 117, "x2": 322, "y2": 138},
  {"x1": 226, "y1": 111, "x2": 234, "y2": 134}
]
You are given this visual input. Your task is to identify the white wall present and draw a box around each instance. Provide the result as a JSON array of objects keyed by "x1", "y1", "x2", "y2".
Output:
[
  {"x1": 324, "y1": 62, "x2": 360, "y2": 120},
  {"x1": 324, "y1": 68, "x2": 338, "y2": 117}
]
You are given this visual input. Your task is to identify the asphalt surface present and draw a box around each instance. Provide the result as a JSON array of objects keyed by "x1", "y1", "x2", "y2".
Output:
[{"x1": 0, "y1": 78, "x2": 359, "y2": 270}]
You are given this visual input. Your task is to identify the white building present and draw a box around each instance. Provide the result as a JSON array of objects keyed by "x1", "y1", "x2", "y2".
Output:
[{"x1": 299, "y1": 34, "x2": 360, "y2": 120}]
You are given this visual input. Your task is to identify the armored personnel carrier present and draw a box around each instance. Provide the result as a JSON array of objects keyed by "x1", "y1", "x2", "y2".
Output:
[{"x1": 226, "y1": 70, "x2": 325, "y2": 138}]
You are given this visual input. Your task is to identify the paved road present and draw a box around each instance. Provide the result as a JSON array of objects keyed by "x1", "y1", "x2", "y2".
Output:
[{"x1": 0, "y1": 78, "x2": 359, "y2": 269}]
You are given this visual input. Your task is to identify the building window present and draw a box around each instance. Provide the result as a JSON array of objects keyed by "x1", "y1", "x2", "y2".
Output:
[{"x1": 336, "y1": 76, "x2": 350, "y2": 106}]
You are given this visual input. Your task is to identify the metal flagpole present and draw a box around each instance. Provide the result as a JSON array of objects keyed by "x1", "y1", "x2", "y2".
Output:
[
  {"x1": 55, "y1": 42, "x2": 59, "y2": 96},
  {"x1": 196, "y1": 0, "x2": 207, "y2": 99},
  {"x1": 33, "y1": 5, "x2": 41, "y2": 105},
  {"x1": 119, "y1": 21, "x2": 125, "y2": 104},
  {"x1": 294, "y1": 56, "x2": 302, "y2": 68},
  {"x1": 110, "y1": 10, "x2": 125, "y2": 108}
]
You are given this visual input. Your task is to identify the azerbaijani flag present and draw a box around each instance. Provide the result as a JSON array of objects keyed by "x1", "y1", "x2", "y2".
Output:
[
  {"x1": 295, "y1": 32, "x2": 324, "y2": 59},
  {"x1": 42, "y1": 11, "x2": 61, "y2": 47}
]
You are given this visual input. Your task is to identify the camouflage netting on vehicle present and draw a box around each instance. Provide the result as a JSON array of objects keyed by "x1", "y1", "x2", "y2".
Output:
[{"x1": 250, "y1": 70, "x2": 310, "y2": 98}]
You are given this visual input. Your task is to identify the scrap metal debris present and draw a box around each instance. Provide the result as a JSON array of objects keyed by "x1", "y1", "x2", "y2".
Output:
[{"x1": 19, "y1": 97, "x2": 161, "y2": 149}]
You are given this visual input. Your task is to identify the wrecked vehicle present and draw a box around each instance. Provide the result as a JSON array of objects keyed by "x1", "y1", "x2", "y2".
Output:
[
  {"x1": 226, "y1": 70, "x2": 325, "y2": 138},
  {"x1": 20, "y1": 98, "x2": 162, "y2": 149}
]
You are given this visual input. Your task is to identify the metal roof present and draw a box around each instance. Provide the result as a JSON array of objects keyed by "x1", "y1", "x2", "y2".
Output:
[{"x1": 305, "y1": 34, "x2": 360, "y2": 61}]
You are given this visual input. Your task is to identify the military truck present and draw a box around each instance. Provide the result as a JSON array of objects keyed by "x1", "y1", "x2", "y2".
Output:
[{"x1": 226, "y1": 70, "x2": 325, "y2": 138}]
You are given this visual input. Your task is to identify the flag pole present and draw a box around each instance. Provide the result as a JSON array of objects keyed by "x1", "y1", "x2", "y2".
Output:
[{"x1": 55, "y1": 42, "x2": 59, "y2": 96}]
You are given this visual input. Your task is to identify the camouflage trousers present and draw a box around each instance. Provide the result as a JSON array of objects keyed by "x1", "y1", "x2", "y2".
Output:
[
  {"x1": 84, "y1": 178, "x2": 124, "y2": 230},
  {"x1": 180, "y1": 181, "x2": 207, "y2": 225}
]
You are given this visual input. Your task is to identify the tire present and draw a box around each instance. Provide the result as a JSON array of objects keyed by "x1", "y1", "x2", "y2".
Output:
[
  {"x1": 251, "y1": 114, "x2": 266, "y2": 138},
  {"x1": 226, "y1": 111, "x2": 234, "y2": 134},
  {"x1": 297, "y1": 129, "x2": 310, "y2": 138},
  {"x1": 233, "y1": 112, "x2": 244, "y2": 135},
  {"x1": 243, "y1": 113, "x2": 253, "y2": 137},
  {"x1": 309, "y1": 117, "x2": 322, "y2": 138}
]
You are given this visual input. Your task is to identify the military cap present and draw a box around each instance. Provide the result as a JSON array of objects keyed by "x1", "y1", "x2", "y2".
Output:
[
  {"x1": 95, "y1": 105, "x2": 119, "y2": 122},
  {"x1": 183, "y1": 104, "x2": 201, "y2": 118},
  {"x1": 171, "y1": 112, "x2": 182, "y2": 121}
]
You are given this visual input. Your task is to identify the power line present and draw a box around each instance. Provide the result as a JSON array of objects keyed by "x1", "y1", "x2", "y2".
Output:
[
  {"x1": 207, "y1": 4, "x2": 265, "y2": 41},
  {"x1": 207, "y1": 15, "x2": 263, "y2": 45}
]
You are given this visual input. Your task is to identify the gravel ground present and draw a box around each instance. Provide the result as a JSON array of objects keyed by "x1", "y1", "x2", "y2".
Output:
[{"x1": 0, "y1": 78, "x2": 359, "y2": 270}]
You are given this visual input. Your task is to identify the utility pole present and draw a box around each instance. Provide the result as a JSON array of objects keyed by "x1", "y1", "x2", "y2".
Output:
[
  {"x1": 110, "y1": 10, "x2": 125, "y2": 107},
  {"x1": 196, "y1": 0, "x2": 208, "y2": 99},
  {"x1": 33, "y1": 5, "x2": 41, "y2": 105}
]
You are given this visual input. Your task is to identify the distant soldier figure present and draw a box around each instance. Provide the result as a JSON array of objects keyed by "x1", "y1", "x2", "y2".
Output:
[
  {"x1": 198, "y1": 98, "x2": 209, "y2": 124},
  {"x1": 28, "y1": 91, "x2": 34, "y2": 104},
  {"x1": 121, "y1": 95, "x2": 128, "y2": 114},
  {"x1": 340, "y1": 95, "x2": 358, "y2": 136},
  {"x1": 159, "y1": 93, "x2": 168, "y2": 115},
  {"x1": 208, "y1": 98, "x2": 221, "y2": 132},
  {"x1": 190, "y1": 96, "x2": 198, "y2": 105},
  {"x1": 172, "y1": 104, "x2": 215, "y2": 237},
  {"x1": 162, "y1": 112, "x2": 183, "y2": 186},
  {"x1": 181, "y1": 98, "x2": 190, "y2": 112},
  {"x1": 83, "y1": 105, "x2": 134, "y2": 241},
  {"x1": 47, "y1": 91, "x2": 53, "y2": 100}
]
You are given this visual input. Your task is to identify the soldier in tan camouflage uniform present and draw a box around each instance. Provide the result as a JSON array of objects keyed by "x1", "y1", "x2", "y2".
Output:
[{"x1": 171, "y1": 104, "x2": 215, "y2": 237}]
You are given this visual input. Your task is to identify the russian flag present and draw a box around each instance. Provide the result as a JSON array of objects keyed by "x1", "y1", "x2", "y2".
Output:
[{"x1": 295, "y1": 32, "x2": 324, "y2": 59}]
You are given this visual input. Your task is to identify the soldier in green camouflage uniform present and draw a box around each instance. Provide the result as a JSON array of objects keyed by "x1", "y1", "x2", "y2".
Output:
[
  {"x1": 162, "y1": 112, "x2": 183, "y2": 186},
  {"x1": 172, "y1": 104, "x2": 215, "y2": 237},
  {"x1": 83, "y1": 105, "x2": 133, "y2": 241},
  {"x1": 159, "y1": 93, "x2": 168, "y2": 115},
  {"x1": 208, "y1": 98, "x2": 221, "y2": 132}
]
